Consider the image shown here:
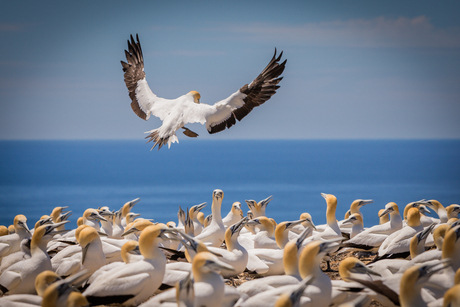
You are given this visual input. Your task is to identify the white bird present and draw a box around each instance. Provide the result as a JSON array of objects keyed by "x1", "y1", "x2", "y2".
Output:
[
  {"x1": 120, "y1": 198, "x2": 141, "y2": 227},
  {"x1": 87, "y1": 240, "x2": 141, "y2": 285},
  {"x1": 140, "y1": 251, "x2": 237, "y2": 307},
  {"x1": 239, "y1": 240, "x2": 339, "y2": 307},
  {"x1": 342, "y1": 202, "x2": 403, "y2": 251},
  {"x1": 53, "y1": 226, "x2": 106, "y2": 281},
  {"x1": 0, "y1": 270, "x2": 61, "y2": 306},
  {"x1": 83, "y1": 224, "x2": 170, "y2": 306},
  {"x1": 121, "y1": 35, "x2": 286, "y2": 150},
  {"x1": 223, "y1": 202, "x2": 244, "y2": 229},
  {"x1": 0, "y1": 222, "x2": 68, "y2": 294},
  {"x1": 424, "y1": 199, "x2": 448, "y2": 223},
  {"x1": 378, "y1": 207, "x2": 424, "y2": 258},
  {"x1": 0, "y1": 215, "x2": 31, "y2": 260},
  {"x1": 237, "y1": 227, "x2": 311, "y2": 297},
  {"x1": 245, "y1": 196, "x2": 273, "y2": 218},
  {"x1": 341, "y1": 213, "x2": 364, "y2": 239},
  {"x1": 330, "y1": 257, "x2": 381, "y2": 307},
  {"x1": 194, "y1": 189, "x2": 226, "y2": 247},
  {"x1": 201, "y1": 217, "x2": 248, "y2": 278},
  {"x1": 188, "y1": 202, "x2": 206, "y2": 236}
]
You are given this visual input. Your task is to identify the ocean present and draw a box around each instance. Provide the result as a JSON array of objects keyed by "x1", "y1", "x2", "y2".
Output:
[{"x1": 0, "y1": 140, "x2": 459, "y2": 228}]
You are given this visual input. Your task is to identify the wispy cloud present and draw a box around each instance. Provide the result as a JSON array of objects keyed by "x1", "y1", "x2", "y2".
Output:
[{"x1": 227, "y1": 16, "x2": 460, "y2": 48}]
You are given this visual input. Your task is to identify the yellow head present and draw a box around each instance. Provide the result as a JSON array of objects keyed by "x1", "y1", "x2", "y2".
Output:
[{"x1": 189, "y1": 91, "x2": 201, "y2": 103}]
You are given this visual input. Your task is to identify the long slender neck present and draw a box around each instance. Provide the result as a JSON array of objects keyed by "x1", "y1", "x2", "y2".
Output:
[
  {"x1": 275, "y1": 225, "x2": 289, "y2": 248},
  {"x1": 390, "y1": 211, "x2": 403, "y2": 229},
  {"x1": 210, "y1": 199, "x2": 222, "y2": 224},
  {"x1": 326, "y1": 205, "x2": 340, "y2": 234},
  {"x1": 351, "y1": 222, "x2": 363, "y2": 238},
  {"x1": 400, "y1": 281, "x2": 424, "y2": 307},
  {"x1": 283, "y1": 242, "x2": 300, "y2": 278}
]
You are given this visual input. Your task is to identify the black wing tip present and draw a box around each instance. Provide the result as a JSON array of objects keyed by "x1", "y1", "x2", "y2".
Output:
[{"x1": 86, "y1": 295, "x2": 134, "y2": 306}]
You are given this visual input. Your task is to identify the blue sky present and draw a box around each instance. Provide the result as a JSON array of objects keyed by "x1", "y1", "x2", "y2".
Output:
[{"x1": 1, "y1": 1, "x2": 459, "y2": 140}]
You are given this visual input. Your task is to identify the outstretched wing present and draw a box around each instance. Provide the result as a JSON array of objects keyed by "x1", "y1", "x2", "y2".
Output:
[
  {"x1": 121, "y1": 34, "x2": 170, "y2": 121},
  {"x1": 202, "y1": 50, "x2": 286, "y2": 134}
]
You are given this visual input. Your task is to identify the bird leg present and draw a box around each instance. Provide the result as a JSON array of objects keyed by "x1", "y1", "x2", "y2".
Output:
[{"x1": 182, "y1": 127, "x2": 199, "y2": 138}]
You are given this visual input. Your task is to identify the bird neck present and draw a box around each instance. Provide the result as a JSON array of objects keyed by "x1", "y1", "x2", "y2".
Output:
[
  {"x1": 210, "y1": 199, "x2": 222, "y2": 224},
  {"x1": 283, "y1": 242, "x2": 300, "y2": 278},
  {"x1": 400, "y1": 279, "x2": 424, "y2": 307},
  {"x1": 275, "y1": 224, "x2": 290, "y2": 248}
]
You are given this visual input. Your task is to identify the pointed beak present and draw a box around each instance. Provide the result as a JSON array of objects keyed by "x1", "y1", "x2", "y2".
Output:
[
  {"x1": 286, "y1": 219, "x2": 305, "y2": 229},
  {"x1": 193, "y1": 203, "x2": 207, "y2": 212},
  {"x1": 350, "y1": 263, "x2": 382, "y2": 277},
  {"x1": 121, "y1": 227, "x2": 138, "y2": 237},
  {"x1": 129, "y1": 198, "x2": 141, "y2": 208},
  {"x1": 379, "y1": 207, "x2": 393, "y2": 217},
  {"x1": 319, "y1": 240, "x2": 341, "y2": 254},
  {"x1": 81, "y1": 243, "x2": 90, "y2": 264},
  {"x1": 45, "y1": 221, "x2": 70, "y2": 236},
  {"x1": 320, "y1": 193, "x2": 328, "y2": 200},
  {"x1": 20, "y1": 221, "x2": 31, "y2": 235},
  {"x1": 260, "y1": 195, "x2": 273, "y2": 208},
  {"x1": 418, "y1": 205, "x2": 431, "y2": 216},
  {"x1": 230, "y1": 217, "x2": 248, "y2": 235},
  {"x1": 359, "y1": 199, "x2": 374, "y2": 207},
  {"x1": 246, "y1": 219, "x2": 261, "y2": 226}
]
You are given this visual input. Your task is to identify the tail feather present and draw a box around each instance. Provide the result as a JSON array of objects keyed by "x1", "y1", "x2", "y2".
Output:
[{"x1": 145, "y1": 128, "x2": 178, "y2": 150}]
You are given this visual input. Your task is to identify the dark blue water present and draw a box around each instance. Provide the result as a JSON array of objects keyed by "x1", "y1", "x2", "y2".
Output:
[{"x1": 1, "y1": 140, "x2": 459, "y2": 228}]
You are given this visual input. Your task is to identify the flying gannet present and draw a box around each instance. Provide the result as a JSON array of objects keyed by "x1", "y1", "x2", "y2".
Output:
[{"x1": 121, "y1": 34, "x2": 286, "y2": 150}]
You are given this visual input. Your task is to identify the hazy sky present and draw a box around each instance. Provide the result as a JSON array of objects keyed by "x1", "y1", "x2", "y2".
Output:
[{"x1": 1, "y1": 1, "x2": 459, "y2": 140}]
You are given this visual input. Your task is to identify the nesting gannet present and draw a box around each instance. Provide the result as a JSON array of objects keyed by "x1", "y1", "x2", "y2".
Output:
[
  {"x1": 87, "y1": 240, "x2": 141, "y2": 285},
  {"x1": 121, "y1": 34, "x2": 286, "y2": 150},
  {"x1": 54, "y1": 226, "x2": 106, "y2": 281},
  {"x1": 379, "y1": 208, "x2": 390, "y2": 224},
  {"x1": 111, "y1": 210, "x2": 125, "y2": 239},
  {"x1": 399, "y1": 262, "x2": 448, "y2": 307},
  {"x1": 273, "y1": 275, "x2": 316, "y2": 307},
  {"x1": 0, "y1": 238, "x2": 31, "y2": 275},
  {"x1": 191, "y1": 252, "x2": 235, "y2": 307},
  {"x1": 0, "y1": 221, "x2": 68, "y2": 294},
  {"x1": 189, "y1": 203, "x2": 206, "y2": 236},
  {"x1": 97, "y1": 206, "x2": 115, "y2": 237},
  {"x1": 0, "y1": 215, "x2": 31, "y2": 260},
  {"x1": 240, "y1": 240, "x2": 339, "y2": 307},
  {"x1": 342, "y1": 202, "x2": 403, "y2": 251},
  {"x1": 302, "y1": 194, "x2": 343, "y2": 271},
  {"x1": 369, "y1": 223, "x2": 436, "y2": 277},
  {"x1": 41, "y1": 271, "x2": 89, "y2": 307},
  {"x1": 200, "y1": 217, "x2": 248, "y2": 278},
  {"x1": 341, "y1": 213, "x2": 364, "y2": 239},
  {"x1": 83, "y1": 224, "x2": 170, "y2": 306},
  {"x1": 245, "y1": 196, "x2": 273, "y2": 218},
  {"x1": 140, "y1": 252, "x2": 237, "y2": 307},
  {"x1": 246, "y1": 216, "x2": 277, "y2": 249},
  {"x1": 378, "y1": 207, "x2": 424, "y2": 258},
  {"x1": 275, "y1": 219, "x2": 315, "y2": 248},
  {"x1": 237, "y1": 227, "x2": 311, "y2": 297},
  {"x1": 446, "y1": 204, "x2": 460, "y2": 221},
  {"x1": 194, "y1": 189, "x2": 225, "y2": 247},
  {"x1": 289, "y1": 212, "x2": 317, "y2": 240},
  {"x1": 0, "y1": 226, "x2": 8, "y2": 237},
  {"x1": 223, "y1": 202, "x2": 244, "y2": 229},
  {"x1": 121, "y1": 198, "x2": 141, "y2": 227},
  {"x1": 0, "y1": 270, "x2": 61, "y2": 306},
  {"x1": 424, "y1": 200, "x2": 448, "y2": 224},
  {"x1": 316, "y1": 199, "x2": 373, "y2": 233},
  {"x1": 330, "y1": 257, "x2": 381, "y2": 307}
]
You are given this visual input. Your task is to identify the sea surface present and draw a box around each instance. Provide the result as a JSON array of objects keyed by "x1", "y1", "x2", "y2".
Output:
[{"x1": 0, "y1": 140, "x2": 459, "y2": 228}]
